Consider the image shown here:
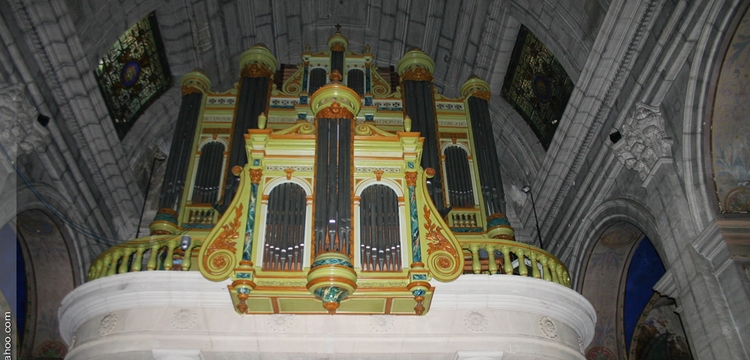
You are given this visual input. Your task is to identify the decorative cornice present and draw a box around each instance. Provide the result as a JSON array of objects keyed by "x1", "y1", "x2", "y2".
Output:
[
  {"x1": 460, "y1": 76, "x2": 491, "y2": 100},
  {"x1": 239, "y1": 44, "x2": 278, "y2": 77},
  {"x1": 241, "y1": 63, "x2": 274, "y2": 79}
]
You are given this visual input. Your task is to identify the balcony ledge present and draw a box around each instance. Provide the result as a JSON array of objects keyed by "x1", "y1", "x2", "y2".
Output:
[{"x1": 59, "y1": 272, "x2": 595, "y2": 360}]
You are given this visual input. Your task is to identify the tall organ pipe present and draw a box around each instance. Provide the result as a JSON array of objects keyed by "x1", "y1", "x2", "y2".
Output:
[
  {"x1": 467, "y1": 96, "x2": 506, "y2": 216},
  {"x1": 215, "y1": 47, "x2": 275, "y2": 214},
  {"x1": 151, "y1": 71, "x2": 210, "y2": 235},
  {"x1": 399, "y1": 57, "x2": 448, "y2": 215}
]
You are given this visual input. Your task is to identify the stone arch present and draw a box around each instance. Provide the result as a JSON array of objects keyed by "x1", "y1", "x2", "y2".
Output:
[
  {"x1": 681, "y1": 0, "x2": 748, "y2": 227},
  {"x1": 570, "y1": 198, "x2": 662, "y2": 290},
  {"x1": 12, "y1": 209, "x2": 78, "y2": 358}
]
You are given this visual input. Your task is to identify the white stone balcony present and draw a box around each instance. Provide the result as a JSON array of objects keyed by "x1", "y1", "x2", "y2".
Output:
[{"x1": 59, "y1": 272, "x2": 595, "y2": 360}]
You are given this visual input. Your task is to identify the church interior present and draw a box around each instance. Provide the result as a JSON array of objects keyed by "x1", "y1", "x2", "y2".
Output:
[{"x1": 0, "y1": 0, "x2": 749, "y2": 359}]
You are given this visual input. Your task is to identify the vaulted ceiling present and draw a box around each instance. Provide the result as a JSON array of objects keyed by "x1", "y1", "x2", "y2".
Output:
[{"x1": 62, "y1": 0, "x2": 610, "y2": 233}]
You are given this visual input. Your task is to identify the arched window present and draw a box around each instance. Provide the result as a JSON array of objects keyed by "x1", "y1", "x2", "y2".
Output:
[
  {"x1": 347, "y1": 68, "x2": 365, "y2": 96},
  {"x1": 359, "y1": 184, "x2": 401, "y2": 271},
  {"x1": 444, "y1": 146, "x2": 475, "y2": 208},
  {"x1": 262, "y1": 183, "x2": 307, "y2": 271},
  {"x1": 191, "y1": 141, "x2": 225, "y2": 203},
  {"x1": 308, "y1": 68, "x2": 327, "y2": 95}
]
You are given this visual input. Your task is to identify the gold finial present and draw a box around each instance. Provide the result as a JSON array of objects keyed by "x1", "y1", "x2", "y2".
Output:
[
  {"x1": 404, "y1": 115, "x2": 412, "y2": 132},
  {"x1": 305, "y1": 44, "x2": 311, "y2": 52},
  {"x1": 257, "y1": 112, "x2": 267, "y2": 129},
  {"x1": 330, "y1": 70, "x2": 342, "y2": 82},
  {"x1": 365, "y1": 44, "x2": 371, "y2": 53}
]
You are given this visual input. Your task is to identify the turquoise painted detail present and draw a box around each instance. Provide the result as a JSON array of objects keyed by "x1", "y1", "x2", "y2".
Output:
[
  {"x1": 409, "y1": 185, "x2": 422, "y2": 263},
  {"x1": 154, "y1": 212, "x2": 177, "y2": 224},
  {"x1": 311, "y1": 257, "x2": 353, "y2": 268},
  {"x1": 242, "y1": 182, "x2": 258, "y2": 261},
  {"x1": 487, "y1": 215, "x2": 511, "y2": 228},
  {"x1": 236, "y1": 273, "x2": 251, "y2": 279},
  {"x1": 302, "y1": 66, "x2": 309, "y2": 93},
  {"x1": 300, "y1": 95, "x2": 308, "y2": 105},
  {"x1": 413, "y1": 274, "x2": 427, "y2": 280},
  {"x1": 365, "y1": 114, "x2": 374, "y2": 121},
  {"x1": 253, "y1": 159, "x2": 260, "y2": 166},
  {"x1": 365, "y1": 96, "x2": 373, "y2": 106},
  {"x1": 407, "y1": 162, "x2": 414, "y2": 169},
  {"x1": 298, "y1": 113, "x2": 307, "y2": 120},
  {"x1": 450, "y1": 227, "x2": 484, "y2": 233},
  {"x1": 314, "y1": 286, "x2": 349, "y2": 304},
  {"x1": 237, "y1": 287, "x2": 251, "y2": 295},
  {"x1": 183, "y1": 223, "x2": 213, "y2": 229},
  {"x1": 412, "y1": 289, "x2": 426, "y2": 297}
]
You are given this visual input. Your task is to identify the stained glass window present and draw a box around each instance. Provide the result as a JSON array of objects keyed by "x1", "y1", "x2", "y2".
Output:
[
  {"x1": 95, "y1": 12, "x2": 172, "y2": 139},
  {"x1": 501, "y1": 25, "x2": 574, "y2": 150}
]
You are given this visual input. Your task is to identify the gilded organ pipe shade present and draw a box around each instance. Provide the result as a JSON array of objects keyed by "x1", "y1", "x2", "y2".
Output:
[{"x1": 158, "y1": 91, "x2": 203, "y2": 212}]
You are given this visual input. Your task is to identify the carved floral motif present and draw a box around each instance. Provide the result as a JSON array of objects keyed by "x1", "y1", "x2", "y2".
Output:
[
  {"x1": 317, "y1": 102, "x2": 354, "y2": 120},
  {"x1": 423, "y1": 205, "x2": 459, "y2": 259},
  {"x1": 611, "y1": 103, "x2": 673, "y2": 181},
  {"x1": 402, "y1": 67, "x2": 433, "y2": 82},
  {"x1": 250, "y1": 169, "x2": 263, "y2": 183},
  {"x1": 241, "y1": 63, "x2": 273, "y2": 78},
  {"x1": 405, "y1": 172, "x2": 418, "y2": 187}
]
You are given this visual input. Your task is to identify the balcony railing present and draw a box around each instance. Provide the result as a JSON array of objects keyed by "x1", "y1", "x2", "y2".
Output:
[
  {"x1": 87, "y1": 233, "x2": 570, "y2": 288},
  {"x1": 460, "y1": 238, "x2": 571, "y2": 287},
  {"x1": 87, "y1": 234, "x2": 204, "y2": 280}
]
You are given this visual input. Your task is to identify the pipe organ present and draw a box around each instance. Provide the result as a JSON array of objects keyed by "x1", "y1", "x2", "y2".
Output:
[{"x1": 143, "y1": 29, "x2": 532, "y2": 315}]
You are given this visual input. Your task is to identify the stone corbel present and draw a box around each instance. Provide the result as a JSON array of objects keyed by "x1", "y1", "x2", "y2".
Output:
[
  {"x1": 0, "y1": 84, "x2": 50, "y2": 159},
  {"x1": 610, "y1": 102, "x2": 673, "y2": 187}
]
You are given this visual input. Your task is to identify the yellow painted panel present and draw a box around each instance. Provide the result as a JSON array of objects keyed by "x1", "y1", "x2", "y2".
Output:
[
  {"x1": 337, "y1": 298, "x2": 386, "y2": 313},
  {"x1": 246, "y1": 298, "x2": 274, "y2": 313},
  {"x1": 278, "y1": 298, "x2": 328, "y2": 313}
]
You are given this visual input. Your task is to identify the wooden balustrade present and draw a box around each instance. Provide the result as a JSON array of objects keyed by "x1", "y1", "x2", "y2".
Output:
[
  {"x1": 460, "y1": 240, "x2": 571, "y2": 287},
  {"x1": 448, "y1": 209, "x2": 482, "y2": 230},
  {"x1": 87, "y1": 235, "x2": 202, "y2": 281}
]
